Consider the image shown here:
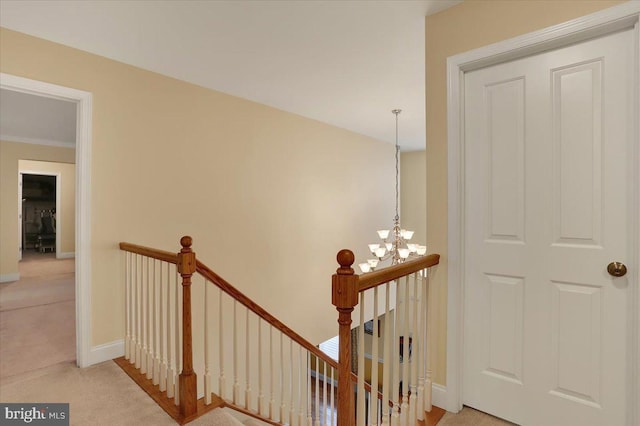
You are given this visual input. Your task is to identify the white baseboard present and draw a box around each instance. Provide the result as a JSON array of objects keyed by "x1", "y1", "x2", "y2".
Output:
[
  {"x1": 432, "y1": 383, "x2": 450, "y2": 411},
  {"x1": 0, "y1": 273, "x2": 20, "y2": 283},
  {"x1": 57, "y1": 252, "x2": 75, "y2": 259},
  {"x1": 87, "y1": 339, "x2": 124, "y2": 366}
]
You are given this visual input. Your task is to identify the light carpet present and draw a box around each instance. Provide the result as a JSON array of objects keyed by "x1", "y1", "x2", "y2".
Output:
[
  {"x1": 0, "y1": 253, "x2": 76, "y2": 379},
  {"x1": 0, "y1": 361, "x2": 255, "y2": 425}
]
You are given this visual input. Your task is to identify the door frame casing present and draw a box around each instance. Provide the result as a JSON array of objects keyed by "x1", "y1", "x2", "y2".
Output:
[
  {"x1": 1, "y1": 73, "x2": 93, "y2": 368},
  {"x1": 445, "y1": 3, "x2": 640, "y2": 424}
]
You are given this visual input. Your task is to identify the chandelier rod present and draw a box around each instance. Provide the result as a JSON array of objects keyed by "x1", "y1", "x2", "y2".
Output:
[{"x1": 393, "y1": 109, "x2": 401, "y2": 224}]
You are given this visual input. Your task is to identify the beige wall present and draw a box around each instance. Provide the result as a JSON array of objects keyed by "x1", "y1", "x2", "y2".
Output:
[
  {"x1": 400, "y1": 151, "x2": 427, "y2": 245},
  {"x1": 0, "y1": 140, "x2": 75, "y2": 279},
  {"x1": 425, "y1": 0, "x2": 625, "y2": 385},
  {"x1": 19, "y1": 159, "x2": 76, "y2": 255},
  {"x1": 0, "y1": 28, "x2": 396, "y2": 347}
]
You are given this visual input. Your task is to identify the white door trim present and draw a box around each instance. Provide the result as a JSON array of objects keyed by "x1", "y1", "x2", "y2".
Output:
[
  {"x1": 1, "y1": 73, "x2": 93, "y2": 368},
  {"x1": 446, "y1": 3, "x2": 640, "y2": 424},
  {"x1": 19, "y1": 170, "x2": 62, "y2": 259}
]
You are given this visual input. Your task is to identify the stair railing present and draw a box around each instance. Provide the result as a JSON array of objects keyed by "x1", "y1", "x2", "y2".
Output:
[
  {"x1": 119, "y1": 236, "x2": 344, "y2": 425},
  {"x1": 332, "y1": 249, "x2": 440, "y2": 426}
]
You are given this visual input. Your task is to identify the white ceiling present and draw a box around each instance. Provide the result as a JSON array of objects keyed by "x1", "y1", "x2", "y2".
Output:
[
  {"x1": 0, "y1": 0, "x2": 461, "y2": 151},
  {"x1": 0, "y1": 89, "x2": 77, "y2": 147}
]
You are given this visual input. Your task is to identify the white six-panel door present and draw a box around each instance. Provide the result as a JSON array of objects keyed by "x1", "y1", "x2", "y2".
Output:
[{"x1": 463, "y1": 28, "x2": 633, "y2": 426}]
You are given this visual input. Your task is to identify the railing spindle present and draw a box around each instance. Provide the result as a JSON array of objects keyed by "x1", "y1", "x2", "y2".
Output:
[
  {"x1": 218, "y1": 288, "x2": 226, "y2": 399},
  {"x1": 245, "y1": 307, "x2": 252, "y2": 410},
  {"x1": 290, "y1": 339, "x2": 295, "y2": 426},
  {"x1": 166, "y1": 263, "x2": 175, "y2": 399},
  {"x1": 424, "y1": 270, "x2": 432, "y2": 413},
  {"x1": 159, "y1": 262, "x2": 167, "y2": 392},
  {"x1": 258, "y1": 318, "x2": 264, "y2": 415},
  {"x1": 270, "y1": 325, "x2": 276, "y2": 420},
  {"x1": 299, "y1": 345, "x2": 305, "y2": 426},
  {"x1": 382, "y1": 282, "x2": 391, "y2": 426},
  {"x1": 125, "y1": 252, "x2": 130, "y2": 360},
  {"x1": 371, "y1": 286, "x2": 380, "y2": 426},
  {"x1": 153, "y1": 260, "x2": 160, "y2": 385},
  {"x1": 280, "y1": 333, "x2": 286, "y2": 423},
  {"x1": 315, "y1": 354, "x2": 321, "y2": 426},
  {"x1": 135, "y1": 254, "x2": 142, "y2": 369},
  {"x1": 205, "y1": 278, "x2": 211, "y2": 405},
  {"x1": 416, "y1": 271, "x2": 425, "y2": 421},
  {"x1": 409, "y1": 273, "x2": 419, "y2": 426},
  {"x1": 400, "y1": 276, "x2": 410, "y2": 426},
  {"x1": 173, "y1": 268, "x2": 181, "y2": 405},
  {"x1": 233, "y1": 300, "x2": 239, "y2": 404},
  {"x1": 357, "y1": 292, "x2": 365, "y2": 426}
]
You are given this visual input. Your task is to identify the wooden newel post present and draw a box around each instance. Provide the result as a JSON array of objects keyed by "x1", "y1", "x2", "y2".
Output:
[
  {"x1": 177, "y1": 236, "x2": 197, "y2": 419},
  {"x1": 332, "y1": 249, "x2": 359, "y2": 426}
]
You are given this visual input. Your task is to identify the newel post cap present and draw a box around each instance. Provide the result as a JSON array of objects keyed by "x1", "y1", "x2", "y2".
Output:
[
  {"x1": 178, "y1": 236, "x2": 196, "y2": 275},
  {"x1": 332, "y1": 249, "x2": 358, "y2": 309}
]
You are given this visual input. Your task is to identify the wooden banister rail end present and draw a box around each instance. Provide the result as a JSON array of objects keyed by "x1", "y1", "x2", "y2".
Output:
[
  {"x1": 119, "y1": 241, "x2": 179, "y2": 264},
  {"x1": 358, "y1": 253, "x2": 440, "y2": 292}
]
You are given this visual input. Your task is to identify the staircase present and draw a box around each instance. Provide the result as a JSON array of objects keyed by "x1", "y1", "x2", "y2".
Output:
[{"x1": 117, "y1": 236, "x2": 440, "y2": 425}]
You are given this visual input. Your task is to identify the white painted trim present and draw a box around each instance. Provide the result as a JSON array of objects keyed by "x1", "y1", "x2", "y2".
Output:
[
  {"x1": 1, "y1": 134, "x2": 75, "y2": 149},
  {"x1": 446, "y1": 3, "x2": 640, "y2": 422},
  {"x1": 431, "y1": 383, "x2": 448, "y2": 412},
  {"x1": 1, "y1": 73, "x2": 93, "y2": 368},
  {"x1": 57, "y1": 252, "x2": 75, "y2": 259},
  {"x1": 19, "y1": 169, "x2": 61, "y2": 259},
  {"x1": 88, "y1": 340, "x2": 125, "y2": 366},
  {"x1": 0, "y1": 273, "x2": 20, "y2": 283}
]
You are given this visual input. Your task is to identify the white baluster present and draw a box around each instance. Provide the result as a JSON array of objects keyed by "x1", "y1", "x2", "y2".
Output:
[
  {"x1": 322, "y1": 361, "x2": 328, "y2": 426},
  {"x1": 280, "y1": 333, "x2": 286, "y2": 423},
  {"x1": 219, "y1": 288, "x2": 226, "y2": 399},
  {"x1": 424, "y1": 270, "x2": 432, "y2": 412},
  {"x1": 307, "y1": 352, "x2": 312, "y2": 426},
  {"x1": 124, "y1": 252, "x2": 130, "y2": 360},
  {"x1": 141, "y1": 258, "x2": 148, "y2": 376},
  {"x1": 298, "y1": 345, "x2": 305, "y2": 426},
  {"x1": 174, "y1": 269, "x2": 181, "y2": 406},
  {"x1": 270, "y1": 326, "x2": 275, "y2": 419},
  {"x1": 315, "y1": 355, "x2": 320, "y2": 426},
  {"x1": 233, "y1": 300, "x2": 239, "y2": 404},
  {"x1": 330, "y1": 367, "x2": 335, "y2": 426},
  {"x1": 391, "y1": 281, "x2": 400, "y2": 426},
  {"x1": 146, "y1": 258, "x2": 153, "y2": 380},
  {"x1": 400, "y1": 277, "x2": 410, "y2": 426},
  {"x1": 258, "y1": 319, "x2": 264, "y2": 415},
  {"x1": 371, "y1": 286, "x2": 379, "y2": 426},
  {"x1": 135, "y1": 255, "x2": 141, "y2": 368},
  {"x1": 382, "y1": 282, "x2": 391, "y2": 426},
  {"x1": 416, "y1": 271, "x2": 425, "y2": 420},
  {"x1": 153, "y1": 260, "x2": 160, "y2": 385},
  {"x1": 409, "y1": 273, "x2": 419, "y2": 426},
  {"x1": 357, "y1": 292, "x2": 365, "y2": 426},
  {"x1": 166, "y1": 263, "x2": 175, "y2": 399},
  {"x1": 245, "y1": 308, "x2": 252, "y2": 410},
  {"x1": 290, "y1": 339, "x2": 296, "y2": 426},
  {"x1": 205, "y1": 279, "x2": 211, "y2": 405},
  {"x1": 159, "y1": 262, "x2": 167, "y2": 392}
]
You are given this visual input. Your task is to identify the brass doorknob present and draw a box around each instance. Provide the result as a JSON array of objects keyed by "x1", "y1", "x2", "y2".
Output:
[{"x1": 607, "y1": 262, "x2": 627, "y2": 277}]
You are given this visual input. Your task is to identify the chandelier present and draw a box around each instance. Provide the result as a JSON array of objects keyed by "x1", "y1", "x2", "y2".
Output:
[{"x1": 359, "y1": 109, "x2": 426, "y2": 273}]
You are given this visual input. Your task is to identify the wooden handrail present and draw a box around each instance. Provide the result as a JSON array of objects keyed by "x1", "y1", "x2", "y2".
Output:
[
  {"x1": 119, "y1": 242, "x2": 178, "y2": 264},
  {"x1": 195, "y1": 260, "x2": 339, "y2": 370},
  {"x1": 357, "y1": 253, "x2": 440, "y2": 292}
]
